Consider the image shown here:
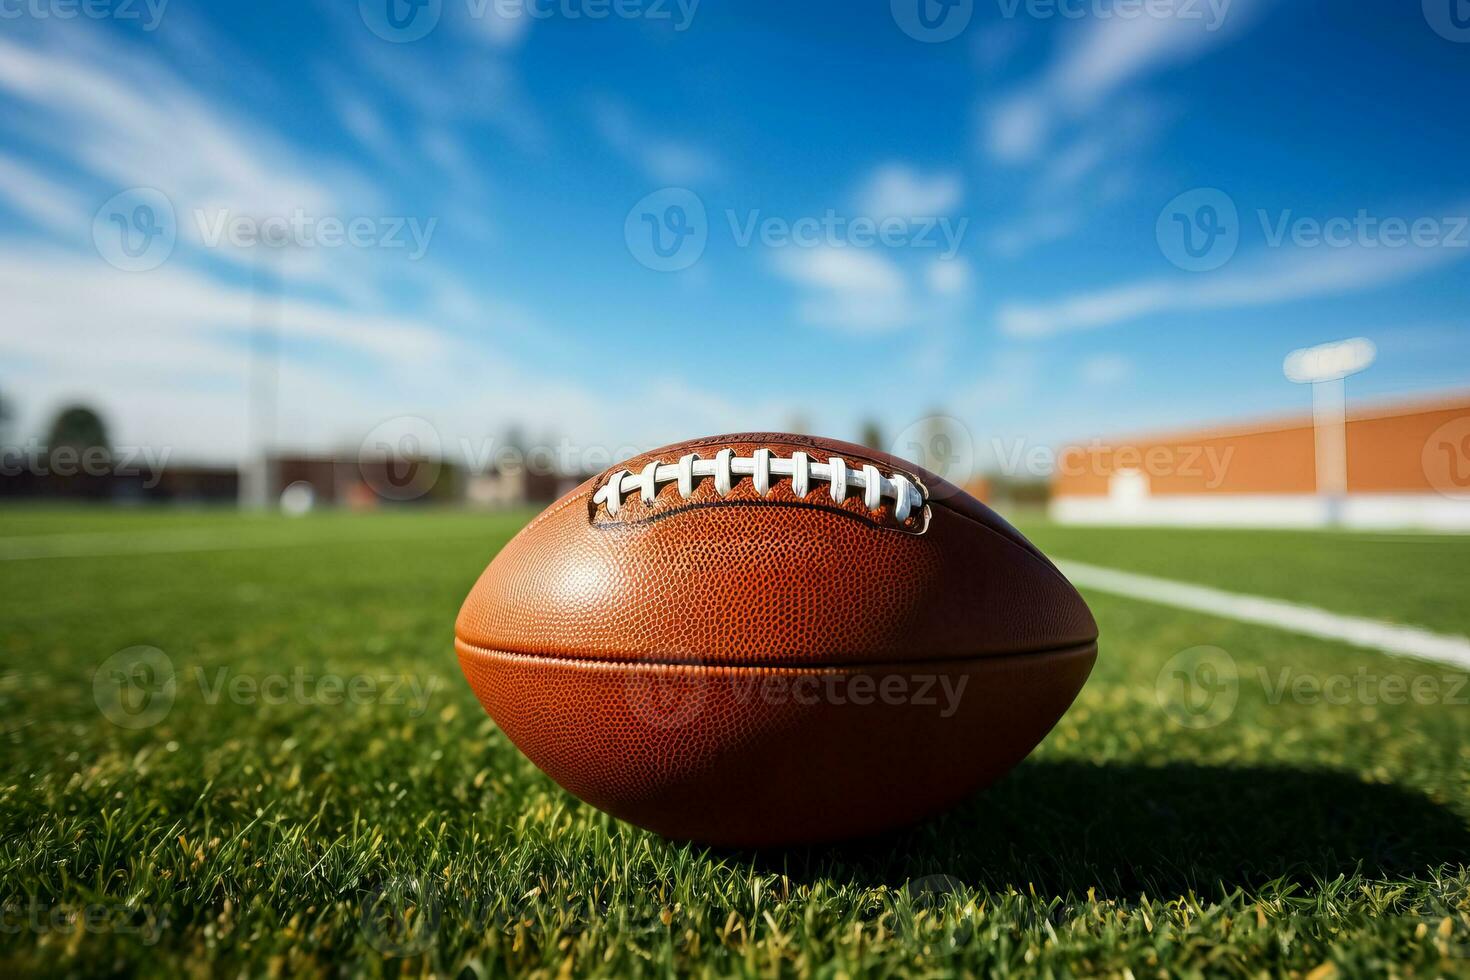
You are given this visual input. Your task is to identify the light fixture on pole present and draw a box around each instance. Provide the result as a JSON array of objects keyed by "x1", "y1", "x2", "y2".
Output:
[{"x1": 1283, "y1": 337, "x2": 1376, "y2": 526}]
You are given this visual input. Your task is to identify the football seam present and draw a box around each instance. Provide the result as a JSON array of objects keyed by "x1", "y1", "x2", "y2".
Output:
[
  {"x1": 589, "y1": 496, "x2": 924, "y2": 533},
  {"x1": 594, "y1": 449, "x2": 923, "y2": 521},
  {"x1": 454, "y1": 636, "x2": 1098, "y2": 671}
]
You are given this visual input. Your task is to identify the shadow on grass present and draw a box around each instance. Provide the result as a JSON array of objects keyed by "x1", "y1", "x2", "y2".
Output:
[{"x1": 740, "y1": 762, "x2": 1470, "y2": 897}]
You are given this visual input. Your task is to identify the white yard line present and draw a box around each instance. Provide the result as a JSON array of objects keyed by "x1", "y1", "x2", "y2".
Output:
[{"x1": 1058, "y1": 559, "x2": 1470, "y2": 672}]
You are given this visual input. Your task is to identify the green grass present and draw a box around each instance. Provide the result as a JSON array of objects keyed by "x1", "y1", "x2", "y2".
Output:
[{"x1": 2, "y1": 507, "x2": 1468, "y2": 977}]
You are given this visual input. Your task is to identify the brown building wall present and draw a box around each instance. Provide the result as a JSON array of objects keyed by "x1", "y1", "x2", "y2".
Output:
[{"x1": 1053, "y1": 393, "x2": 1470, "y2": 498}]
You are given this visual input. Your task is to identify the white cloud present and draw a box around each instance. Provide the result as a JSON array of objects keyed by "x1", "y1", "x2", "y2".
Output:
[
  {"x1": 982, "y1": 0, "x2": 1264, "y2": 164},
  {"x1": 984, "y1": 94, "x2": 1050, "y2": 164},
  {"x1": 332, "y1": 89, "x2": 393, "y2": 156},
  {"x1": 926, "y1": 257, "x2": 973, "y2": 296},
  {"x1": 1080, "y1": 353, "x2": 1133, "y2": 386},
  {"x1": 776, "y1": 246, "x2": 906, "y2": 294},
  {"x1": 462, "y1": 2, "x2": 533, "y2": 47},
  {"x1": 0, "y1": 35, "x2": 342, "y2": 224},
  {"x1": 770, "y1": 246, "x2": 980, "y2": 334},
  {"x1": 999, "y1": 237, "x2": 1470, "y2": 338},
  {"x1": 0, "y1": 151, "x2": 88, "y2": 234},
  {"x1": 592, "y1": 99, "x2": 721, "y2": 185},
  {"x1": 0, "y1": 247, "x2": 451, "y2": 365},
  {"x1": 856, "y1": 164, "x2": 963, "y2": 220},
  {"x1": 952, "y1": 349, "x2": 1041, "y2": 416},
  {"x1": 773, "y1": 246, "x2": 916, "y2": 333},
  {"x1": 0, "y1": 242, "x2": 769, "y2": 464},
  {"x1": 346, "y1": 36, "x2": 545, "y2": 153}
]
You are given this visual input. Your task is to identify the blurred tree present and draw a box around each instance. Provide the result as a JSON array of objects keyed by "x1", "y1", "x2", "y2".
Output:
[
  {"x1": 0, "y1": 389, "x2": 13, "y2": 445},
  {"x1": 45, "y1": 404, "x2": 111, "y2": 498},
  {"x1": 858, "y1": 420, "x2": 884, "y2": 451},
  {"x1": 47, "y1": 405, "x2": 110, "y2": 458}
]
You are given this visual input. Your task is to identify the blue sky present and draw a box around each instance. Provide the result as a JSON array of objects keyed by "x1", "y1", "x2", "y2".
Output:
[{"x1": 0, "y1": 0, "x2": 1467, "y2": 469}]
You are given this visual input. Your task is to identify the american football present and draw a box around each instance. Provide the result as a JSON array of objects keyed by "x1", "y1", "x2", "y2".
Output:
[
  {"x1": 456, "y1": 433, "x2": 1098, "y2": 845},
  {"x1": 6, "y1": 3, "x2": 1468, "y2": 975}
]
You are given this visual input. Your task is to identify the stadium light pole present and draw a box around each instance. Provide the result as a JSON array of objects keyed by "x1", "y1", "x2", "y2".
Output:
[
  {"x1": 241, "y1": 241, "x2": 287, "y2": 510},
  {"x1": 1284, "y1": 338, "x2": 1376, "y2": 527}
]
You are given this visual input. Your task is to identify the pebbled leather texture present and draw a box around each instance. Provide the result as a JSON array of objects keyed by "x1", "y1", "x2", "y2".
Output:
[{"x1": 456, "y1": 432, "x2": 1099, "y2": 846}]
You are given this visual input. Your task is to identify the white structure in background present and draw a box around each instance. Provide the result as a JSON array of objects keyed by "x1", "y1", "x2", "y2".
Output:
[
  {"x1": 1050, "y1": 371, "x2": 1470, "y2": 532},
  {"x1": 1283, "y1": 338, "x2": 1377, "y2": 526}
]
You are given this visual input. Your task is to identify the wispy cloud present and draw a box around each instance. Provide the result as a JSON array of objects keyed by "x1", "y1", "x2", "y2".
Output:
[
  {"x1": 771, "y1": 246, "x2": 974, "y2": 334},
  {"x1": 0, "y1": 35, "x2": 344, "y2": 217},
  {"x1": 592, "y1": 98, "x2": 721, "y2": 185},
  {"x1": 856, "y1": 164, "x2": 963, "y2": 220},
  {"x1": 773, "y1": 246, "x2": 913, "y2": 332},
  {"x1": 1080, "y1": 353, "x2": 1133, "y2": 386},
  {"x1": 982, "y1": 0, "x2": 1261, "y2": 164},
  {"x1": 0, "y1": 150, "x2": 87, "y2": 234},
  {"x1": 999, "y1": 237, "x2": 1470, "y2": 338}
]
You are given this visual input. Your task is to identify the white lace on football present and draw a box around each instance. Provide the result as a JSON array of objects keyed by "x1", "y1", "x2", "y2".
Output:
[{"x1": 593, "y1": 449, "x2": 923, "y2": 521}]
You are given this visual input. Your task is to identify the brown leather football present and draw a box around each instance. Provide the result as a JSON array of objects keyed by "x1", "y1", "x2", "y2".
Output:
[{"x1": 456, "y1": 432, "x2": 1097, "y2": 846}]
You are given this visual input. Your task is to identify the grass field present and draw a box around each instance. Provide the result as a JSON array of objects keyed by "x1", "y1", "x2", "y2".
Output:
[{"x1": 2, "y1": 506, "x2": 1468, "y2": 977}]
